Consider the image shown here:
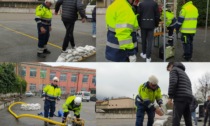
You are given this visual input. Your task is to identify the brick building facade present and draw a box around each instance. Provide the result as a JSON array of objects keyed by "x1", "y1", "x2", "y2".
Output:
[{"x1": 20, "y1": 62, "x2": 96, "y2": 95}]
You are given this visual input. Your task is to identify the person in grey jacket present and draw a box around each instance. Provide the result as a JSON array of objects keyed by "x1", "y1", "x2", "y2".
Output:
[
  {"x1": 55, "y1": 0, "x2": 87, "y2": 52},
  {"x1": 167, "y1": 62, "x2": 193, "y2": 126}
]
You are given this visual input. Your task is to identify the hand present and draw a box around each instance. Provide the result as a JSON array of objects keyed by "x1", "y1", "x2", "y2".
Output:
[
  {"x1": 49, "y1": 26, "x2": 52, "y2": 31},
  {"x1": 155, "y1": 107, "x2": 164, "y2": 116},
  {"x1": 42, "y1": 97, "x2": 45, "y2": 101},
  {"x1": 205, "y1": 109, "x2": 207, "y2": 113},
  {"x1": 40, "y1": 27, "x2": 46, "y2": 34},
  {"x1": 81, "y1": 18, "x2": 86, "y2": 23},
  {"x1": 54, "y1": 12, "x2": 58, "y2": 15},
  {"x1": 129, "y1": 55, "x2": 137, "y2": 62},
  {"x1": 167, "y1": 98, "x2": 173, "y2": 107}
]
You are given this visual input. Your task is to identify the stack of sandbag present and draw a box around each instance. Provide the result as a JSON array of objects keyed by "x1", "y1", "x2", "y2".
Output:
[
  {"x1": 56, "y1": 45, "x2": 96, "y2": 62},
  {"x1": 20, "y1": 103, "x2": 41, "y2": 111}
]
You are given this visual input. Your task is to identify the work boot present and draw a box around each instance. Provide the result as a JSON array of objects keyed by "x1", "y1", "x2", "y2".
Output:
[
  {"x1": 37, "y1": 53, "x2": 46, "y2": 58},
  {"x1": 43, "y1": 49, "x2": 51, "y2": 54},
  {"x1": 44, "y1": 121, "x2": 48, "y2": 126}
]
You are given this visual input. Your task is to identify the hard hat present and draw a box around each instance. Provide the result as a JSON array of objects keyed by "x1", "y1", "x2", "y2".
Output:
[
  {"x1": 45, "y1": 0, "x2": 54, "y2": 4},
  {"x1": 74, "y1": 97, "x2": 82, "y2": 106},
  {"x1": 148, "y1": 75, "x2": 158, "y2": 85},
  {"x1": 53, "y1": 77, "x2": 59, "y2": 82}
]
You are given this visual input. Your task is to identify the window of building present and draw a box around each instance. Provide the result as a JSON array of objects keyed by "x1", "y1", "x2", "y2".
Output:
[
  {"x1": 39, "y1": 84, "x2": 46, "y2": 90},
  {"x1": 92, "y1": 76, "x2": 96, "y2": 85},
  {"x1": 82, "y1": 75, "x2": 89, "y2": 83},
  {"x1": 81, "y1": 88, "x2": 87, "y2": 91},
  {"x1": 30, "y1": 68, "x2": 36, "y2": 77},
  {"x1": 30, "y1": 83, "x2": 36, "y2": 92},
  {"x1": 91, "y1": 90, "x2": 96, "y2": 95},
  {"x1": 40, "y1": 69, "x2": 46, "y2": 79},
  {"x1": 71, "y1": 74, "x2": 77, "y2": 82},
  {"x1": 60, "y1": 73, "x2": 67, "y2": 81},
  {"x1": 60, "y1": 86, "x2": 66, "y2": 94},
  {"x1": 70, "y1": 87, "x2": 76, "y2": 95},
  {"x1": 50, "y1": 72, "x2": 56, "y2": 80},
  {"x1": 21, "y1": 67, "x2": 26, "y2": 76}
]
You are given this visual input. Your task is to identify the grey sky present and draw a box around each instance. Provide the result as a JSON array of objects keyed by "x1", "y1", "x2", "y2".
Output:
[{"x1": 96, "y1": 63, "x2": 210, "y2": 100}]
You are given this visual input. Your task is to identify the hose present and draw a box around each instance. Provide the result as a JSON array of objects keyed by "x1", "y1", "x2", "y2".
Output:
[{"x1": 8, "y1": 102, "x2": 66, "y2": 126}]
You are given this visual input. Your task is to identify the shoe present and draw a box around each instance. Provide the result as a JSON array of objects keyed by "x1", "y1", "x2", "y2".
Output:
[
  {"x1": 140, "y1": 53, "x2": 146, "y2": 59},
  {"x1": 43, "y1": 49, "x2": 51, "y2": 54},
  {"x1": 72, "y1": 46, "x2": 77, "y2": 49},
  {"x1": 61, "y1": 50, "x2": 68, "y2": 53},
  {"x1": 146, "y1": 58, "x2": 151, "y2": 62},
  {"x1": 92, "y1": 35, "x2": 96, "y2": 38},
  {"x1": 44, "y1": 121, "x2": 48, "y2": 126},
  {"x1": 37, "y1": 53, "x2": 46, "y2": 58}
]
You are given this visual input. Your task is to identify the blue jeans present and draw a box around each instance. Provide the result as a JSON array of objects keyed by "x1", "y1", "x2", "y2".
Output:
[
  {"x1": 44, "y1": 99, "x2": 56, "y2": 118},
  {"x1": 92, "y1": 22, "x2": 96, "y2": 35},
  {"x1": 135, "y1": 97, "x2": 155, "y2": 126},
  {"x1": 191, "y1": 112, "x2": 197, "y2": 125}
]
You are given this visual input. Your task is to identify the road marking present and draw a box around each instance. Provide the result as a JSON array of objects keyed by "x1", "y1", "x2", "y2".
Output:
[{"x1": 0, "y1": 24, "x2": 62, "y2": 49}]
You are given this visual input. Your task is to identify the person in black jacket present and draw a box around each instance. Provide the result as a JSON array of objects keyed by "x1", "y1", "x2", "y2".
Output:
[
  {"x1": 190, "y1": 96, "x2": 198, "y2": 126},
  {"x1": 55, "y1": 0, "x2": 87, "y2": 52},
  {"x1": 137, "y1": 0, "x2": 160, "y2": 62},
  {"x1": 167, "y1": 62, "x2": 193, "y2": 126},
  {"x1": 92, "y1": 7, "x2": 96, "y2": 38},
  {"x1": 204, "y1": 95, "x2": 210, "y2": 126}
]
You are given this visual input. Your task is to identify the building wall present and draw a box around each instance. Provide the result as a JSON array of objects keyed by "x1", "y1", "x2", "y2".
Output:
[{"x1": 20, "y1": 63, "x2": 96, "y2": 95}]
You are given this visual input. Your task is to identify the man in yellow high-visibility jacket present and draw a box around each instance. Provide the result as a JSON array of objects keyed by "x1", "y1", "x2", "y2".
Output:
[
  {"x1": 135, "y1": 75, "x2": 163, "y2": 126},
  {"x1": 35, "y1": 0, "x2": 54, "y2": 58},
  {"x1": 42, "y1": 77, "x2": 61, "y2": 126},
  {"x1": 175, "y1": 0, "x2": 199, "y2": 61},
  {"x1": 62, "y1": 96, "x2": 82, "y2": 123},
  {"x1": 105, "y1": 0, "x2": 139, "y2": 62},
  {"x1": 160, "y1": 8, "x2": 176, "y2": 46}
]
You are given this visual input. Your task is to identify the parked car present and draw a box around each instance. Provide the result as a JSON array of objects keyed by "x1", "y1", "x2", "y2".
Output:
[
  {"x1": 25, "y1": 91, "x2": 34, "y2": 97},
  {"x1": 196, "y1": 103, "x2": 204, "y2": 121},
  {"x1": 75, "y1": 91, "x2": 91, "y2": 102},
  {"x1": 90, "y1": 96, "x2": 97, "y2": 102}
]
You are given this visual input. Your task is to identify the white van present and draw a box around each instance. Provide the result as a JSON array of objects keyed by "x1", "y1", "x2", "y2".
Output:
[
  {"x1": 75, "y1": 91, "x2": 91, "y2": 102},
  {"x1": 85, "y1": 3, "x2": 96, "y2": 19}
]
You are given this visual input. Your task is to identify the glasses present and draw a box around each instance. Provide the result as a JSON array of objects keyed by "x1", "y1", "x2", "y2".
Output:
[{"x1": 54, "y1": 80, "x2": 58, "y2": 82}]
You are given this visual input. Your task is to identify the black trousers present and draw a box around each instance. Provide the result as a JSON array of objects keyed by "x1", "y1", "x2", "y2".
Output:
[
  {"x1": 141, "y1": 29, "x2": 154, "y2": 59},
  {"x1": 204, "y1": 111, "x2": 210, "y2": 126},
  {"x1": 172, "y1": 101, "x2": 192, "y2": 126},
  {"x1": 181, "y1": 33, "x2": 194, "y2": 61},
  {"x1": 167, "y1": 26, "x2": 174, "y2": 46},
  {"x1": 62, "y1": 21, "x2": 75, "y2": 51},
  {"x1": 37, "y1": 25, "x2": 50, "y2": 53}
]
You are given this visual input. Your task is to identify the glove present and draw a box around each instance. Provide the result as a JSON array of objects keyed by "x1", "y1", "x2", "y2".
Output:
[
  {"x1": 129, "y1": 55, "x2": 137, "y2": 62},
  {"x1": 62, "y1": 117, "x2": 66, "y2": 123},
  {"x1": 160, "y1": 104, "x2": 167, "y2": 114}
]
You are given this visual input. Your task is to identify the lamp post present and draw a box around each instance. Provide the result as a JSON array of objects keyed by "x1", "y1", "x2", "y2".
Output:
[{"x1": 204, "y1": 0, "x2": 209, "y2": 43}]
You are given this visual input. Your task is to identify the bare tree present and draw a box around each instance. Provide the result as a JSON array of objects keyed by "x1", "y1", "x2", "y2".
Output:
[{"x1": 195, "y1": 72, "x2": 210, "y2": 102}]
